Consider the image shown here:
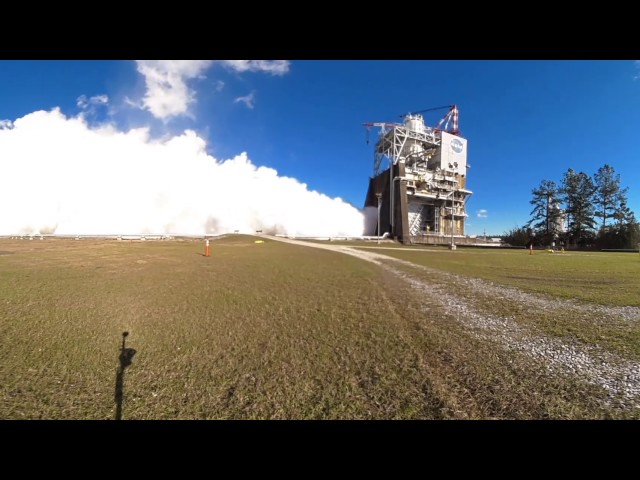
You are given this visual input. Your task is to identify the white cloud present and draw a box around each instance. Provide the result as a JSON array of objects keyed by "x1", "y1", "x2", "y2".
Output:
[
  {"x1": 0, "y1": 119, "x2": 13, "y2": 130},
  {"x1": 123, "y1": 96, "x2": 142, "y2": 109},
  {"x1": 0, "y1": 108, "x2": 363, "y2": 237},
  {"x1": 134, "y1": 60, "x2": 290, "y2": 120},
  {"x1": 135, "y1": 60, "x2": 214, "y2": 120},
  {"x1": 634, "y1": 60, "x2": 640, "y2": 80},
  {"x1": 477, "y1": 209, "x2": 488, "y2": 218},
  {"x1": 91, "y1": 94, "x2": 109, "y2": 105},
  {"x1": 234, "y1": 91, "x2": 255, "y2": 109},
  {"x1": 77, "y1": 94, "x2": 109, "y2": 109},
  {"x1": 222, "y1": 60, "x2": 290, "y2": 76}
]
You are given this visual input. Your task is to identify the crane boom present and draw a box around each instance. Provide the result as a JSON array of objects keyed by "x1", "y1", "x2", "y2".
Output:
[
  {"x1": 433, "y1": 104, "x2": 460, "y2": 136},
  {"x1": 398, "y1": 105, "x2": 452, "y2": 118},
  {"x1": 363, "y1": 103, "x2": 460, "y2": 145},
  {"x1": 362, "y1": 121, "x2": 402, "y2": 144},
  {"x1": 398, "y1": 104, "x2": 460, "y2": 136}
]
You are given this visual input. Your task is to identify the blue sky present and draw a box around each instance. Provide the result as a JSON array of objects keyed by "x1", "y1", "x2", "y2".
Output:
[{"x1": 1, "y1": 60, "x2": 638, "y2": 235}]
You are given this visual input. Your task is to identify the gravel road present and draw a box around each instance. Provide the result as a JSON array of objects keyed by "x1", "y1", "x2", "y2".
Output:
[{"x1": 267, "y1": 236, "x2": 640, "y2": 409}]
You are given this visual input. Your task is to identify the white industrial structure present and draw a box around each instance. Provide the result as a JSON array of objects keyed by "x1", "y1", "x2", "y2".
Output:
[
  {"x1": 549, "y1": 199, "x2": 567, "y2": 233},
  {"x1": 364, "y1": 105, "x2": 473, "y2": 245}
]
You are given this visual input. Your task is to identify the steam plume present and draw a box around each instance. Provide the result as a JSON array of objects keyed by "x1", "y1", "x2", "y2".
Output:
[{"x1": 0, "y1": 109, "x2": 364, "y2": 236}]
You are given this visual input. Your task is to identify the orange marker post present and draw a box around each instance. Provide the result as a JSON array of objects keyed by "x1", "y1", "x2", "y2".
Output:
[{"x1": 205, "y1": 239, "x2": 210, "y2": 257}]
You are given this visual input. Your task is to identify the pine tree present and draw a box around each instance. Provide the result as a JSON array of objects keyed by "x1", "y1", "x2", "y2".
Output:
[
  {"x1": 594, "y1": 164, "x2": 628, "y2": 231},
  {"x1": 527, "y1": 180, "x2": 562, "y2": 243},
  {"x1": 561, "y1": 169, "x2": 596, "y2": 246},
  {"x1": 615, "y1": 200, "x2": 636, "y2": 226},
  {"x1": 617, "y1": 199, "x2": 638, "y2": 245},
  {"x1": 501, "y1": 226, "x2": 530, "y2": 246}
]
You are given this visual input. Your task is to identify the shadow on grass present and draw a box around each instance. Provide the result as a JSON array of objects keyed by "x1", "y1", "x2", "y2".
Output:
[{"x1": 114, "y1": 331, "x2": 136, "y2": 421}]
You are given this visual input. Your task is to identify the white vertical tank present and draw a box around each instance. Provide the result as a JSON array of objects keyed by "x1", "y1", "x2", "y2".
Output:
[
  {"x1": 404, "y1": 114, "x2": 426, "y2": 134},
  {"x1": 403, "y1": 115, "x2": 426, "y2": 160}
]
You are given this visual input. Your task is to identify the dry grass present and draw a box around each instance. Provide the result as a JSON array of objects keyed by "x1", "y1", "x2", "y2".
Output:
[
  {"x1": 360, "y1": 246, "x2": 640, "y2": 307},
  {"x1": 359, "y1": 247, "x2": 640, "y2": 362},
  {"x1": 0, "y1": 236, "x2": 444, "y2": 419},
  {"x1": 0, "y1": 236, "x2": 635, "y2": 419}
]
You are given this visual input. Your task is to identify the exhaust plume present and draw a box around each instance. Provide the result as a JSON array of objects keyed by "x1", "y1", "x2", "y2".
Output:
[{"x1": 0, "y1": 109, "x2": 364, "y2": 236}]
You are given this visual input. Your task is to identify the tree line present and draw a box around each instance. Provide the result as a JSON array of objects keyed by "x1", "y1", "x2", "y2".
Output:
[{"x1": 503, "y1": 164, "x2": 638, "y2": 249}]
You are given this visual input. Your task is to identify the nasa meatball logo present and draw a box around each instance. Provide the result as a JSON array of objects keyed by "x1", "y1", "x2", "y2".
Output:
[{"x1": 451, "y1": 138, "x2": 464, "y2": 154}]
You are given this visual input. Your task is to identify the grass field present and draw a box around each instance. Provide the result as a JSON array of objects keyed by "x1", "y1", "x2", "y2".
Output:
[
  {"x1": 358, "y1": 246, "x2": 640, "y2": 307},
  {"x1": 1, "y1": 236, "x2": 638, "y2": 419}
]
